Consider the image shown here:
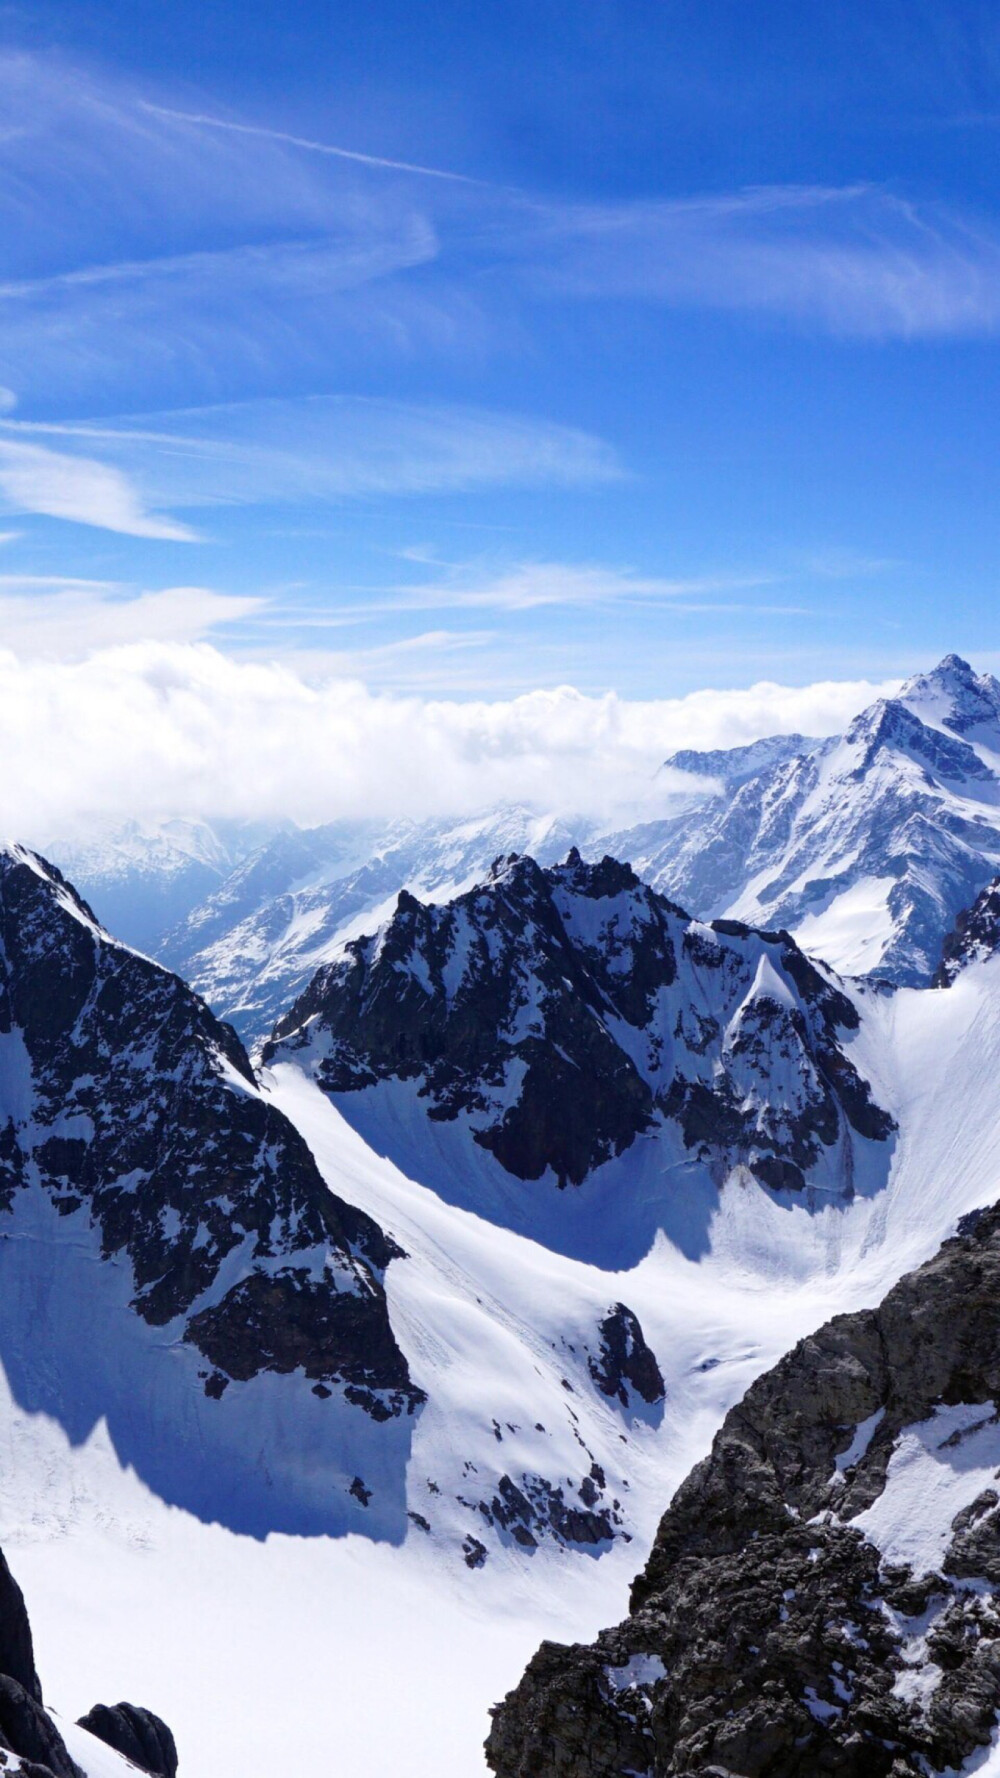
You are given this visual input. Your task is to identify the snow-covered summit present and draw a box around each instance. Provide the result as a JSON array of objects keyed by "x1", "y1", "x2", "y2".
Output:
[
  {"x1": 614, "y1": 654, "x2": 1000, "y2": 985},
  {"x1": 898, "y1": 650, "x2": 1000, "y2": 742}
]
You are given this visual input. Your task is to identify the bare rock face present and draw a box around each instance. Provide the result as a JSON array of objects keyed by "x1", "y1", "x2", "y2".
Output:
[
  {"x1": 587, "y1": 1304, "x2": 665, "y2": 1410},
  {"x1": 0, "y1": 845, "x2": 420, "y2": 1419},
  {"x1": 0, "y1": 1551, "x2": 41, "y2": 1706},
  {"x1": 486, "y1": 1200, "x2": 1000, "y2": 1777},
  {"x1": 77, "y1": 1702, "x2": 177, "y2": 1776},
  {"x1": 0, "y1": 1546, "x2": 81, "y2": 1778},
  {"x1": 267, "y1": 850, "x2": 892, "y2": 1203},
  {"x1": 936, "y1": 874, "x2": 1000, "y2": 984}
]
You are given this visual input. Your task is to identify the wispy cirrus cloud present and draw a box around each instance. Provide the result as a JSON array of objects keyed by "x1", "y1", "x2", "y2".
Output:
[
  {"x1": 516, "y1": 182, "x2": 1000, "y2": 338},
  {"x1": 0, "y1": 581, "x2": 260, "y2": 654},
  {"x1": 0, "y1": 436, "x2": 196, "y2": 538},
  {"x1": 332, "y1": 558, "x2": 777, "y2": 614},
  {"x1": 1, "y1": 398, "x2": 620, "y2": 517},
  {"x1": 3, "y1": 46, "x2": 1000, "y2": 426}
]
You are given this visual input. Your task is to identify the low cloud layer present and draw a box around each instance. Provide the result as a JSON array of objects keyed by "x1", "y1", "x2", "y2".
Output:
[{"x1": 0, "y1": 638, "x2": 898, "y2": 842}]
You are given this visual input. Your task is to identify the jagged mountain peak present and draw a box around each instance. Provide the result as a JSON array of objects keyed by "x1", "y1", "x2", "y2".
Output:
[
  {"x1": 842, "y1": 694, "x2": 995, "y2": 783},
  {"x1": 899, "y1": 651, "x2": 1000, "y2": 739},
  {"x1": 266, "y1": 851, "x2": 893, "y2": 1261}
]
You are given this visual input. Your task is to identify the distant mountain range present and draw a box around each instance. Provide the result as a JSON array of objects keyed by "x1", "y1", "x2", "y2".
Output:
[{"x1": 46, "y1": 656, "x2": 1000, "y2": 1047}]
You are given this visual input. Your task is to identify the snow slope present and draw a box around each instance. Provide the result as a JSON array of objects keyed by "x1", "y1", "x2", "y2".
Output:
[
  {"x1": 8, "y1": 839, "x2": 1000, "y2": 1772},
  {"x1": 7, "y1": 940, "x2": 1000, "y2": 1774}
]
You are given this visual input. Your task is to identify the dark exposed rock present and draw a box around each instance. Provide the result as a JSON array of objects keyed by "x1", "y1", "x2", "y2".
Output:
[
  {"x1": 267, "y1": 850, "x2": 892, "y2": 1201},
  {"x1": 475, "y1": 1468, "x2": 620, "y2": 1553},
  {"x1": 0, "y1": 1550, "x2": 41, "y2": 1706},
  {"x1": 77, "y1": 1702, "x2": 177, "y2": 1776},
  {"x1": 463, "y1": 1535, "x2": 488, "y2": 1569},
  {"x1": 936, "y1": 874, "x2": 1000, "y2": 984},
  {"x1": 486, "y1": 1199, "x2": 1000, "y2": 1777},
  {"x1": 587, "y1": 1304, "x2": 665, "y2": 1409},
  {"x1": 0, "y1": 845, "x2": 421, "y2": 1418},
  {"x1": 0, "y1": 1676, "x2": 82, "y2": 1777}
]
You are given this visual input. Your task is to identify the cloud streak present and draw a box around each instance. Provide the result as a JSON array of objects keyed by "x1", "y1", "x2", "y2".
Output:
[
  {"x1": 140, "y1": 101, "x2": 486, "y2": 186},
  {"x1": 352, "y1": 559, "x2": 775, "y2": 612},
  {"x1": 3, "y1": 398, "x2": 621, "y2": 511},
  {"x1": 519, "y1": 183, "x2": 1000, "y2": 338},
  {"x1": 0, "y1": 437, "x2": 196, "y2": 538},
  {"x1": 0, "y1": 585, "x2": 261, "y2": 655}
]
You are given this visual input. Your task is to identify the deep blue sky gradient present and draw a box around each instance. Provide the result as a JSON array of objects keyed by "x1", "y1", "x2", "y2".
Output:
[{"x1": 0, "y1": 0, "x2": 997, "y2": 693}]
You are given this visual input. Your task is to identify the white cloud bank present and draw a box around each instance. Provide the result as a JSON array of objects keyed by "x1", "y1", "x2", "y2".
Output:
[{"x1": 0, "y1": 639, "x2": 898, "y2": 840}]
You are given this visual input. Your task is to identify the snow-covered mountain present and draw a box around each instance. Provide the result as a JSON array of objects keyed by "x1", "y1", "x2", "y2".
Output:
[
  {"x1": 159, "y1": 806, "x2": 583, "y2": 1042},
  {"x1": 0, "y1": 843, "x2": 420, "y2": 1539},
  {"x1": 265, "y1": 850, "x2": 894, "y2": 1263},
  {"x1": 13, "y1": 827, "x2": 1000, "y2": 1773},
  {"x1": 36, "y1": 656, "x2": 1000, "y2": 1049},
  {"x1": 615, "y1": 653, "x2": 1000, "y2": 984},
  {"x1": 43, "y1": 817, "x2": 277, "y2": 957}
]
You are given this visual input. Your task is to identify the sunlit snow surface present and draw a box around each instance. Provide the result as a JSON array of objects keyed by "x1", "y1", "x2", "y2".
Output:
[{"x1": 8, "y1": 958, "x2": 1000, "y2": 1772}]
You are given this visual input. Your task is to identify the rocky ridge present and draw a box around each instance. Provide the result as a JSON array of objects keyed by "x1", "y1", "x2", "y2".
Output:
[
  {"x1": 0, "y1": 844, "x2": 421, "y2": 1533},
  {"x1": 486, "y1": 1199, "x2": 1000, "y2": 1778},
  {"x1": 265, "y1": 849, "x2": 893, "y2": 1205},
  {"x1": 609, "y1": 653, "x2": 1000, "y2": 986}
]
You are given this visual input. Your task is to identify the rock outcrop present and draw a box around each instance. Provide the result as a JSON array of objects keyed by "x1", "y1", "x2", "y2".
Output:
[
  {"x1": 935, "y1": 874, "x2": 1000, "y2": 984},
  {"x1": 0, "y1": 1538, "x2": 178, "y2": 1777},
  {"x1": 77, "y1": 1703, "x2": 177, "y2": 1777},
  {"x1": 487, "y1": 1200, "x2": 1000, "y2": 1777},
  {"x1": 587, "y1": 1304, "x2": 665, "y2": 1411}
]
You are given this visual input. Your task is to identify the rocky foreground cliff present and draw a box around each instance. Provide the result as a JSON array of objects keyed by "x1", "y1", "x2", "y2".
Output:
[{"x1": 487, "y1": 1199, "x2": 1000, "y2": 1777}]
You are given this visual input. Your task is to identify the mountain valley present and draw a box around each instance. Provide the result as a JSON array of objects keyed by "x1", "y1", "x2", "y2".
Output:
[{"x1": 8, "y1": 657, "x2": 1000, "y2": 1774}]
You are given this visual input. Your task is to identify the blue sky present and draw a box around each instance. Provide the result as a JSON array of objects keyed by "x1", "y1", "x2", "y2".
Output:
[{"x1": 0, "y1": 0, "x2": 998, "y2": 700}]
